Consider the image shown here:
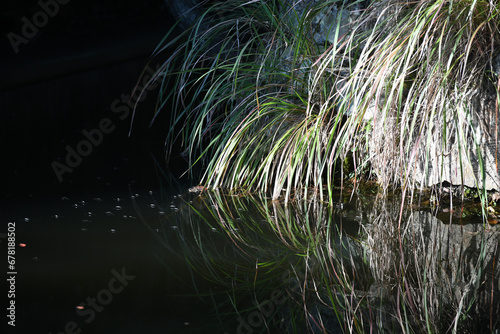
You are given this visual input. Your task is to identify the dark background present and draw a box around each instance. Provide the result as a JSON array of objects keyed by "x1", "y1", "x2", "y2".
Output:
[
  {"x1": 0, "y1": 0, "x2": 184, "y2": 200},
  {"x1": 0, "y1": 2, "x2": 223, "y2": 333}
]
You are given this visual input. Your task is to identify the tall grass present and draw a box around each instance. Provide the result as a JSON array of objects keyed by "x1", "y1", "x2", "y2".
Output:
[
  {"x1": 147, "y1": 0, "x2": 343, "y2": 202},
  {"x1": 140, "y1": 1, "x2": 500, "y2": 331},
  {"x1": 338, "y1": 0, "x2": 500, "y2": 197},
  {"x1": 144, "y1": 0, "x2": 500, "y2": 203}
]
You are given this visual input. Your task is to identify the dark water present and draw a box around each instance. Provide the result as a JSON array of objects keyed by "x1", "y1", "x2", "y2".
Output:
[
  {"x1": 3, "y1": 187, "x2": 223, "y2": 334},
  {"x1": 3, "y1": 181, "x2": 500, "y2": 333},
  {"x1": 134, "y1": 189, "x2": 500, "y2": 333}
]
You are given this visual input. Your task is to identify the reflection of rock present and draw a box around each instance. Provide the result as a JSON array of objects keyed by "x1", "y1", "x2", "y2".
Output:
[
  {"x1": 412, "y1": 212, "x2": 500, "y2": 323},
  {"x1": 410, "y1": 212, "x2": 499, "y2": 292},
  {"x1": 363, "y1": 204, "x2": 500, "y2": 328},
  {"x1": 173, "y1": 190, "x2": 499, "y2": 331}
]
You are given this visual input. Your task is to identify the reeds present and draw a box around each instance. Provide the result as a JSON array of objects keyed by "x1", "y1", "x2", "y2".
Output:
[
  {"x1": 144, "y1": 0, "x2": 500, "y2": 203},
  {"x1": 338, "y1": 0, "x2": 500, "y2": 198},
  {"x1": 142, "y1": 1, "x2": 500, "y2": 331}
]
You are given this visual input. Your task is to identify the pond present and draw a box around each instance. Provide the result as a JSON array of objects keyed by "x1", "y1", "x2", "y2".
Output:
[
  {"x1": 4, "y1": 188, "x2": 217, "y2": 333},
  {"x1": 8, "y1": 185, "x2": 498, "y2": 333}
]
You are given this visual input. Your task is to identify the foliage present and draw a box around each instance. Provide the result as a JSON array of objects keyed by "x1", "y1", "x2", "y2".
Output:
[{"x1": 143, "y1": 0, "x2": 500, "y2": 203}]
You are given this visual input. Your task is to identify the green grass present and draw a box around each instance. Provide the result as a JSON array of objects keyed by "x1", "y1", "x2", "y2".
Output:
[
  {"x1": 143, "y1": 0, "x2": 499, "y2": 206},
  {"x1": 140, "y1": 2, "x2": 500, "y2": 331}
]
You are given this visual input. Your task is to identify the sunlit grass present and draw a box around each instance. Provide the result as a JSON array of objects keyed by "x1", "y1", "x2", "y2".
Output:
[
  {"x1": 142, "y1": 1, "x2": 500, "y2": 331},
  {"x1": 144, "y1": 0, "x2": 499, "y2": 205}
]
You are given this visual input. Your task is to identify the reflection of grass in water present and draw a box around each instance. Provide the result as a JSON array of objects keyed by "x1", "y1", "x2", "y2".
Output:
[
  {"x1": 164, "y1": 190, "x2": 499, "y2": 333},
  {"x1": 164, "y1": 189, "x2": 362, "y2": 332}
]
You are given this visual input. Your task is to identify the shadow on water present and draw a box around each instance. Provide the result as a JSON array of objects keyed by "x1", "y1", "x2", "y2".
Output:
[{"x1": 154, "y1": 189, "x2": 500, "y2": 334}]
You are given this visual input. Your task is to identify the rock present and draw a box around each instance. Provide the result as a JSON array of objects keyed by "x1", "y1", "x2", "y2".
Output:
[
  {"x1": 188, "y1": 185, "x2": 208, "y2": 194},
  {"x1": 411, "y1": 94, "x2": 500, "y2": 191}
]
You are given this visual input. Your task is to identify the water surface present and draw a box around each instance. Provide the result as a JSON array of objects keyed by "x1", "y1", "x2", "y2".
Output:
[{"x1": 4, "y1": 187, "x2": 499, "y2": 333}]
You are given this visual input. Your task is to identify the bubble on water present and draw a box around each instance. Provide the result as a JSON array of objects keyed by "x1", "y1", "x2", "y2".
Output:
[
  {"x1": 149, "y1": 190, "x2": 153, "y2": 195},
  {"x1": 93, "y1": 197, "x2": 102, "y2": 202},
  {"x1": 149, "y1": 203, "x2": 156, "y2": 208},
  {"x1": 110, "y1": 228, "x2": 116, "y2": 233},
  {"x1": 115, "y1": 197, "x2": 121, "y2": 202},
  {"x1": 123, "y1": 215, "x2": 128, "y2": 219},
  {"x1": 211, "y1": 227, "x2": 217, "y2": 232},
  {"x1": 79, "y1": 200, "x2": 86, "y2": 206},
  {"x1": 105, "y1": 211, "x2": 114, "y2": 216},
  {"x1": 74, "y1": 204, "x2": 79, "y2": 208},
  {"x1": 170, "y1": 225, "x2": 178, "y2": 230},
  {"x1": 53, "y1": 214, "x2": 60, "y2": 219},
  {"x1": 81, "y1": 219, "x2": 91, "y2": 223},
  {"x1": 115, "y1": 205, "x2": 122, "y2": 211},
  {"x1": 87, "y1": 211, "x2": 93, "y2": 217},
  {"x1": 130, "y1": 195, "x2": 136, "y2": 199},
  {"x1": 24, "y1": 217, "x2": 30, "y2": 222},
  {"x1": 135, "y1": 193, "x2": 139, "y2": 197},
  {"x1": 158, "y1": 211, "x2": 165, "y2": 215},
  {"x1": 81, "y1": 228, "x2": 87, "y2": 231},
  {"x1": 61, "y1": 196, "x2": 69, "y2": 201}
]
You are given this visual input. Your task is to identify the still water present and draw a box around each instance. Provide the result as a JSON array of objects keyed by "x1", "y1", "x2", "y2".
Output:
[
  {"x1": 4, "y1": 186, "x2": 500, "y2": 333},
  {"x1": 4, "y1": 188, "x2": 219, "y2": 333}
]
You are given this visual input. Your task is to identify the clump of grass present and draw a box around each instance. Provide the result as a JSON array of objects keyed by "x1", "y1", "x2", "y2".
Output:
[
  {"x1": 145, "y1": 0, "x2": 357, "y2": 203},
  {"x1": 338, "y1": 0, "x2": 500, "y2": 199},
  {"x1": 144, "y1": 0, "x2": 499, "y2": 202}
]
